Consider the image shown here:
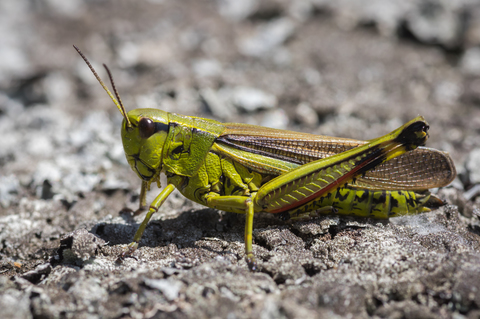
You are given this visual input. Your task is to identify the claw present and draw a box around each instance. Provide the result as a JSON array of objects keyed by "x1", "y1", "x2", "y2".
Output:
[
  {"x1": 246, "y1": 255, "x2": 257, "y2": 272},
  {"x1": 116, "y1": 242, "x2": 139, "y2": 264}
]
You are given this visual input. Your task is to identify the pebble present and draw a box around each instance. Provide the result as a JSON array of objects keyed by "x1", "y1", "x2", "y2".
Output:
[
  {"x1": 466, "y1": 148, "x2": 480, "y2": 184},
  {"x1": 200, "y1": 88, "x2": 235, "y2": 120},
  {"x1": 231, "y1": 86, "x2": 277, "y2": 112},
  {"x1": 117, "y1": 41, "x2": 139, "y2": 68},
  {"x1": 143, "y1": 278, "x2": 183, "y2": 301},
  {"x1": 433, "y1": 81, "x2": 462, "y2": 106},
  {"x1": 60, "y1": 229, "x2": 106, "y2": 262},
  {"x1": 192, "y1": 59, "x2": 222, "y2": 78},
  {"x1": 464, "y1": 184, "x2": 480, "y2": 201},
  {"x1": 33, "y1": 161, "x2": 62, "y2": 186},
  {"x1": 406, "y1": 2, "x2": 462, "y2": 49},
  {"x1": 0, "y1": 291, "x2": 31, "y2": 319},
  {"x1": 62, "y1": 172, "x2": 101, "y2": 194},
  {"x1": 101, "y1": 172, "x2": 131, "y2": 191},
  {"x1": 43, "y1": 72, "x2": 73, "y2": 105},
  {"x1": 238, "y1": 18, "x2": 296, "y2": 57},
  {"x1": 295, "y1": 102, "x2": 319, "y2": 126},
  {"x1": 460, "y1": 47, "x2": 480, "y2": 76},
  {"x1": 27, "y1": 135, "x2": 54, "y2": 157},
  {"x1": 42, "y1": 0, "x2": 85, "y2": 17},
  {"x1": 329, "y1": 1, "x2": 480, "y2": 49},
  {"x1": 0, "y1": 1, "x2": 31, "y2": 84},
  {"x1": 260, "y1": 109, "x2": 289, "y2": 129},
  {"x1": 217, "y1": 0, "x2": 258, "y2": 21},
  {"x1": 303, "y1": 68, "x2": 322, "y2": 86},
  {"x1": 0, "y1": 175, "x2": 19, "y2": 208}
]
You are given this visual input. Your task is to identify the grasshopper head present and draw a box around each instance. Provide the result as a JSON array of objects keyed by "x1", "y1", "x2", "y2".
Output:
[
  {"x1": 73, "y1": 46, "x2": 170, "y2": 182},
  {"x1": 122, "y1": 109, "x2": 170, "y2": 181}
]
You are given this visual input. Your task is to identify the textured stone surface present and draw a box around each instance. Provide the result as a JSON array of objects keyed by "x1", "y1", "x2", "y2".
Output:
[{"x1": 0, "y1": 0, "x2": 479, "y2": 318}]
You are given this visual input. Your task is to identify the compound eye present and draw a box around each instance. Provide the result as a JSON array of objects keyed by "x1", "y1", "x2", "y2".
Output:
[{"x1": 138, "y1": 117, "x2": 155, "y2": 139}]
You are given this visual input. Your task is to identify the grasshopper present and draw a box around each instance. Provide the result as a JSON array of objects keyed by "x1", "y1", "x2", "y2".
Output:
[{"x1": 74, "y1": 46, "x2": 456, "y2": 270}]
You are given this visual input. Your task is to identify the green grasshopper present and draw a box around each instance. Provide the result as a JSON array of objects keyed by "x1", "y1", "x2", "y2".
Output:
[{"x1": 74, "y1": 46, "x2": 456, "y2": 270}]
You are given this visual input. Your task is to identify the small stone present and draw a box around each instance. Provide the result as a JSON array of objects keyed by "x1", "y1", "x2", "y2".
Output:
[
  {"x1": 0, "y1": 290, "x2": 31, "y2": 319},
  {"x1": 0, "y1": 175, "x2": 19, "y2": 208},
  {"x1": 433, "y1": 81, "x2": 462, "y2": 106},
  {"x1": 33, "y1": 161, "x2": 62, "y2": 186},
  {"x1": 42, "y1": 0, "x2": 85, "y2": 17},
  {"x1": 20, "y1": 263, "x2": 52, "y2": 284},
  {"x1": 0, "y1": 41, "x2": 30, "y2": 85},
  {"x1": 27, "y1": 135, "x2": 54, "y2": 157},
  {"x1": 238, "y1": 18, "x2": 296, "y2": 57},
  {"x1": 295, "y1": 102, "x2": 319, "y2": 126},
  {"x1": 464, "y1": 184, "x2": 480, "y2": 201},
  {"x1": 108, "y1": 143, "x2": 127, "y2": 164},
  {"x1": 466, "y1": 148, "x2": 480, "y2": 184},
  {"x1": 406, "y1": 2, "x2": 462, "y2": 49},
  {"x1": 461, "y1": 47, "x2": 480, "y2": 76},
  {"x1": 43, "y1": 72, "x2": 73, "y2": 105},
  {"x1": 260, "y1": 109, "x2": 289, "y2": 129},
  {"x1": 200, "y1": 88, "x2": 235, "y2": 120},
  {"x1": 303, "y1": 68, "x2": 322, "y2": 86},
  {"x1": 101, "y1": 172, "x2": 131, "y2": 191},
  {"x1": 117, "y1": 42, "x2": 139, "y2": 68},
  {"x1": 143, "y1": 278, "x2": 183, "y2": 301},
  {"x1": 67, "y1": 277, "x2": 108, "y2": 305},
  {"x1": 61, "y1": 172, "x2": 101, "y2": 194},
  {"x1": 231, "y1": 86, "x2": 277, "y2": 112},
  {"x1": 192, "y1": 59, "x2": 222, "y2": 78},
  {"x1": 59, "y1": 229, "x2": 106, "y2": 263},
  {"x1": 216, "y1": 0, "x2": 258, "y2": 21}
]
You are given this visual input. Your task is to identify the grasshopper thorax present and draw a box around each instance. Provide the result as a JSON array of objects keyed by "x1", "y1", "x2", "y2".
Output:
[{"x1": 122, "y1": 109, "x2": 170, "y2": 182}]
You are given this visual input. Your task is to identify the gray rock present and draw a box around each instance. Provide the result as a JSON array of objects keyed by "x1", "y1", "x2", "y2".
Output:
[
  {"x1": 101, "y1": 172, "x2": 131, "y2": 191},
  {"x1": 0, "y1": 175, "x2": 19, "y2": 208},
  {"x1": 433, "y1": 80, "x2": 462, "y2": 106},
  {"x1": 200, "y1": 87, "x2": 235, "y2": 120},
  {"x1": 466, "y1": 148, "x2": 480, "y2": 184},
  {"x1": 465, "y1": 184, "x2": 480, "y2": 201},
  {"x1": 20, "y1": 263, "x2": 52, "y2": 284},
  {"x1": 231, "y1": 86, "x2": 277, "y2": 112},
  {"x1": 29, "y1": 287, "x2": 57, "y2": 319},
  {"x1": 0, "y1": 1, "x2": 32, "y2": 84},
  {"x1": 295, "y1": 102, "x2": 319, "y2": 126},
  {"x1": 238, "y1": 18, "x2": 296, "y2": 57},
  {"x1": 192, "y1": 59, "x2": 222, "y2": 78},
  {"x1": 406, "y1": 1, "x2": 463, "y2": 49},
  {"x1": 461, "y1": 47, "x2": 480, "y2": 76},
  {"x1": 260, "y1": 109, "x2": 289, "y2": 129},
  {"x1": 143, "y1": 278, "x2": 183, "y2": 301},
  {"x1": 59, "y1": 229, "x2": 106, "y2": 264},
  {"x1": 61, "y1": 172, "x2": 101, "y2": 194},
  {"x1": 42, "y1": 0, "x2": 85, "y2": 18},
  {"x1": 216, "y1": 0, "x2": 259, "y2": 21},
  {"x1": 333, "y1": 0, "x2": 411, "y2": 36},
  {"x1": 0, "y1": 289, "x2": 32, "y2": 319}
]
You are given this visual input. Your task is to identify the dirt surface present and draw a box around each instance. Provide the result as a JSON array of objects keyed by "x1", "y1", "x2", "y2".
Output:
[{"x1": 1, "y1": 0, "x2": 480, "y2": 318}]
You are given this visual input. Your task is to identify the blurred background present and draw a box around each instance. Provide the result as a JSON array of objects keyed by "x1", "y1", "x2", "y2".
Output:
[
  {"x1": 1, "y1": 0, "x2": 480, "y2": 244},
  {"x1": 1, "y1": 0, "x2": 480, "y2": 317},
  {"x1": 1, "y1": 0, "x2": 479, "y2": 211}
]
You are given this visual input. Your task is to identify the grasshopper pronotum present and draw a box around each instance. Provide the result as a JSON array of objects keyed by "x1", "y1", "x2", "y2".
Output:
[{"x1": 74, "y1": 46, "x2": 456, "y2": 270}]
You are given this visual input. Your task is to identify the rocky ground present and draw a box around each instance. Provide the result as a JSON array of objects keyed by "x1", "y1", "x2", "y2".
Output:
[{"x1": 1, "y1": 0, "x2": 480, "y2": 318}]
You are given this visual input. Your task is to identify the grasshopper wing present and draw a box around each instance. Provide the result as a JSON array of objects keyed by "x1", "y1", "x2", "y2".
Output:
[{"x1": 217, "y1": 123, "x2": 456, "y2": 190}]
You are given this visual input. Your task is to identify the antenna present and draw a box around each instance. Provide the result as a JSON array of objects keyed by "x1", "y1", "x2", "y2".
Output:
[{"x1": 73, "y1": 45, "x2": 132, "y2": 129}]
